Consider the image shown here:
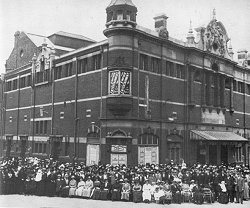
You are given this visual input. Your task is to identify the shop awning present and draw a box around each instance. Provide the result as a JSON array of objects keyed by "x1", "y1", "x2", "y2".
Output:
[{"x1": 190, "y1": 130, "x2": 248, "y2": 142}]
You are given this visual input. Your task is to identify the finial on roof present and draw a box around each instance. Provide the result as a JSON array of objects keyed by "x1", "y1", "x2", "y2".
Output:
[
  {"x1": 189, "y1": 20, "x2": 193, "y2": 34},
  {"x1": 212, "y1": 8, "x2": 216, "y2": 20},
  {"x1": 42, "y1": 37, "x2": 47, "y2": 47},
  {"x1": 32, "y1": 53, "x2": 37, "y2": 62}
]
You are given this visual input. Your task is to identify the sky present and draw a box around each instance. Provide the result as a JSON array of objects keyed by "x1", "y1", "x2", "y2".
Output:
[{"x1": 0, "y1": 0, "x2": 250, "y2": 74}]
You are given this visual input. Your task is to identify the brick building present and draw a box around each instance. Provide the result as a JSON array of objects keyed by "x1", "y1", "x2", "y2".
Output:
[{"x1": 1, "y1": 0, "x2": 250, "y2": 166}]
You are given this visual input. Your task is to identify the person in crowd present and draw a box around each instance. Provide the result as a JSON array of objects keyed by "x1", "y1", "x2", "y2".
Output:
[
  {"x1": 1, "y1": 156, "x2": 250, "y2": 206},
  {"x1": 25, "y1": 175, "x2": 36, "y2": 195},
  {"x1": 99, "y1": 178, "x2": 111, "y2": 200},
  {"x1": 132, "y1": 179, "x2": 142, "y2": 203},
  {"x1": 235, "y1": 171, "x2": 245, "y2": 204},
  {"x1": 55, "y1": 173, "x2": 65, "y2": 197},
  {"x1": 154, "y1": 185, "x2": 165, "y2": 204},
  {"x1": 243, "y1": 172, "x2": 249, "y2": 200},
  {"x1": 82, "y1": 176, "x2": 93, "y2": 198},
  {"x1": 91, "y1": 177, "x2": 101, "y2": 200},
  {"x1": 171, "y1": 180, "x2": 182, "y2": 204},
  {"x1": 225, "y1": 171, "x2": 235, "y2": 203},
  {"x1": 111, "y1": 178, "x2": 122, "y2": 201},
  {"x1": 61, "y1": 173, "x2": 70, "y2": 197},
  {"x1": 121, "y1": 178, "x2": 130, "y2": 201},
  {"x1": 218, "y1": 180, "x2": 229, "y2": 204},
  {"x1": 68, "y1": 175, "x2": 77, "y2": 197},
  {"x1": 142, "y1": 179, "x2": 151, "y2": 203},
  {"x1": 75, "y1": 177, "x2": 85, "y2": 197}
]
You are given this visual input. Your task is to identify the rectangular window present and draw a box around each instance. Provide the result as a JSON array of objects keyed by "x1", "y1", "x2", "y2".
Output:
[
  {"x1": 93, "y1": 54, "x2": 101, "y2": 70},
  {"x1": 20, "y1": 77, "x2": 26, "y2": 88},
  {"x1": 39, "y1": 143, "x2": 43, "y2": 153},
  {"x1": 176, "y1": 64, "x2": 184, "y2": 79},
  {"x1": 44, "y1": 70, "x2": 49, "y2": 82},
  {"x1": 167, "y1": 61, "x2": 174, "y2": 77},
  {"x1": 238, "y1": 82, "x2": 244, "y2": 93},
  {"x1": 78, "y1": 58, "x2": 88, "y2": 74},
  {"x1": 43, "y1": 143, "x2": 47, "y2": 154},
  {"x1": 6, "y1": 81, "x2": 12, "y2": 91},
  {"x1": 35, "y1": 121, "x2": 39, "y2": 134},
  {"x1": 35, "y1": 143, "x2": 38, "y2": 153},
  {"x1": 54, "y1": 66, "x2": 62, "y2": 80},
  {"x1": 247, "y1": 84, "x2": 250, "y2": 95},
  {"x1": 117, "y1": 10, "x2": 123, "y2": 20},
  {"x1": 39, "y1": 121, "x2": 43, "y2": 134},
  {"x1": 27, "y1": 75, "x2": 31, "y2": 86},
  {"x1": 64, "y1": 63, "x2": 73, "y2": 77},
  {"x1": 12, "y1": 79, "x2": 18, "y2": 90},
  {"x1": 44, "y1": 120, "x2": 48, "y2": 134},
  {"x1": 233, "y1": 80, "x2": 237, "y2": 91},
  {"x1": 140, "y1": 54, "x2": 148, "y2": 71},
  {"x1": 151, "y1": 57, "x2": 160, "y2": 73}
]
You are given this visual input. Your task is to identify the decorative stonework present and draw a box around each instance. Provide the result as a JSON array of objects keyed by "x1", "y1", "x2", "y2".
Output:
[{"x1": 204, "y1": 19, "x2": 229, "y2": 57}]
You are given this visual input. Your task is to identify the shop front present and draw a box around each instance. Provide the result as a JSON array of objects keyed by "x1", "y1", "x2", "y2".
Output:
[{"x1": 190, "y1": 130, "x2": 248, "y2": 165}]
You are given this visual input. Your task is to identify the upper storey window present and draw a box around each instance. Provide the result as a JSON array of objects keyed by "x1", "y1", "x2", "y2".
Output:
[
  {"x1": 109, "y1": 70, "x2": 131, "y2": 96},
  {"x1": 126, "y1": 11, "x2": 131, "y2": 20},
  {"x1": 117, "y1": 10, "x2": 123, "y2": 20}
]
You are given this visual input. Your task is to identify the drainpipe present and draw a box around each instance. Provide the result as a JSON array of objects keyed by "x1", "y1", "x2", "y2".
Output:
[{"x1": 73, "y1": 57, "x2": 78, "y2": 160}]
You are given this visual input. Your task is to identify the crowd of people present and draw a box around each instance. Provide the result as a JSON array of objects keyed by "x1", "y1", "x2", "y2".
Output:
[{"x1": 0, "y1": 157, "x2": 249, "y2": 205}]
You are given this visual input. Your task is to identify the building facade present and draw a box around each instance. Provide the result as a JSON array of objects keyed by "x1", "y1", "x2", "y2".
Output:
[{"x1": 1, "y1": 0, "x2": 250, "y2": 166}]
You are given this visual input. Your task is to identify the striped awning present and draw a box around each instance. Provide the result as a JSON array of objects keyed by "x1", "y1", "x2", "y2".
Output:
[{"x1": 190, "y1": 130, "x2": 248, "y2": 142}]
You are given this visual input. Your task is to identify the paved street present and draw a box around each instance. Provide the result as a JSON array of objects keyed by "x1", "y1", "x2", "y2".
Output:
[{"x1": 0, "y1": 195, "x2": 249, "y2": 208}]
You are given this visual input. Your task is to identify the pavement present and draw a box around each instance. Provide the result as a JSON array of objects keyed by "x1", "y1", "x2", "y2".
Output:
[{"x1": 0, "y1": 195, "x2": 249, "y2": 208}]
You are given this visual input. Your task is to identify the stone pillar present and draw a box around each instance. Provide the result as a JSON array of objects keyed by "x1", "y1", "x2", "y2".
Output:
[
  {"x1": 189, "y1": 67, "x2": 195, "y2": 105},
  {"x1": 220, "y1": 75, "x2": 225, "y2": 108},
  {"x1": 230, "y1": 78, "x2": 234, "y2": 111}
]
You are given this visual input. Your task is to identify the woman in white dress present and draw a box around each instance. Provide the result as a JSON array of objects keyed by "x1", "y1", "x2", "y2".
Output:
[
  {"x1": 82, "y1": 176, "x2": 93, "y2": 198},
  {"x1": 142, "y1": 179, "x2": 152, "y2": 203},
  {"x1": 75, "y1": 177, "x2": 85, "y2": 197}
]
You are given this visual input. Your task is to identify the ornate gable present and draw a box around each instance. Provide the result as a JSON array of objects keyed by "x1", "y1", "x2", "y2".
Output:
[{"x1": 204, "y1": 19, "x2": 229, "y2": 57}]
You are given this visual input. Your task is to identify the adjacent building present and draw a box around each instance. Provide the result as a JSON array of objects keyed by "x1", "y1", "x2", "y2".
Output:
[{"x1": 1, "y1": 0, "x2": 250, "y2": 166}]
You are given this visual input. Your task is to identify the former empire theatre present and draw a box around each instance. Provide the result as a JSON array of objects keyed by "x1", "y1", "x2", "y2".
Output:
[{"x1": 1, "y1": 0, "x2": 250, "y2": 166}]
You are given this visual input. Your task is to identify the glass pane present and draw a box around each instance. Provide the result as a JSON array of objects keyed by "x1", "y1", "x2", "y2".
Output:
[
  {"x1": 120, "y1": 71, "x2": 130, "y2": 95},
  {"x1": 109, "y1": 71, "x2": 119, "y2": 95}
]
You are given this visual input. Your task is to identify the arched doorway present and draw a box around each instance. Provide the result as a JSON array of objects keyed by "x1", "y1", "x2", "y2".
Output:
[{"x1": 107, "y1": 129, "x2": 132, "y2": 166}]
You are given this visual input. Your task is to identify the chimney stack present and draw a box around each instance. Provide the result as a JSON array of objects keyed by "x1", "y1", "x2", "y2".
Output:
[
  {"x1": 14, "y1": 31, "x2": 20, "y2": 47},
  {"x1": 237, "y1": 49, "x2": 248, "y2": 66},
  {"x1": 154, "y1": 13, "x2": 168, "y2": 32}
]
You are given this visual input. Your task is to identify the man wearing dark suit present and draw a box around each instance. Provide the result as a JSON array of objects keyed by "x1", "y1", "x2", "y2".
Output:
[{"x1": 235, "y1": 172, "x2": 245, "y2": 204}]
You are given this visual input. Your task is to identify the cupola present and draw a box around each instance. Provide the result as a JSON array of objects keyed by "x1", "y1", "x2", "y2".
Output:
[{"x1": 105, "y1": 0, "x2": 137, "y2": 28}]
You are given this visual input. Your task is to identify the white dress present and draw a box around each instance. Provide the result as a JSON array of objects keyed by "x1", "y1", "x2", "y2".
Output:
[{"x1": 142, "y1": 183, "x2": 152, "y2": 201}]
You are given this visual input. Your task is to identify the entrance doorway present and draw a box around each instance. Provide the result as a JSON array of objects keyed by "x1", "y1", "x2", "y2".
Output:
[
  {"x1": 209, "y1": 145, "x2": 217, "y2": 164},
  {"x1": 20, "y1": 138, "x2": 27, "y2": 158},
  {"x1": 221, "y1": 145, "x2": 228, "y2": 164},
  {"x1": 111, "y1": 153, "x2": 127, "y2": 166},
  {"x1": 51, "y1": 141, "x2": 61, "y2": 160}
]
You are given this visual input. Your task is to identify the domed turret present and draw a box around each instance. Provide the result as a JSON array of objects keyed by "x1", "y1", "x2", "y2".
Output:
[{"x1": 105, "y1": 0, "x2": 137, "y2": 29}]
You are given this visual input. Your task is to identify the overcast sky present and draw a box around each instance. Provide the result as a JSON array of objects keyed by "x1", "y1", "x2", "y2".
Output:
[{"x1": 0, "y1": 0, "x2": 250, "y2": 74}]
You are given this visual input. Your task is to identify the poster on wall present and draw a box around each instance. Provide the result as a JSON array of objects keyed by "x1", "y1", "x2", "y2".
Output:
[{"x1": 138, "y1": 146, "x2": 159, "y2": 164}]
